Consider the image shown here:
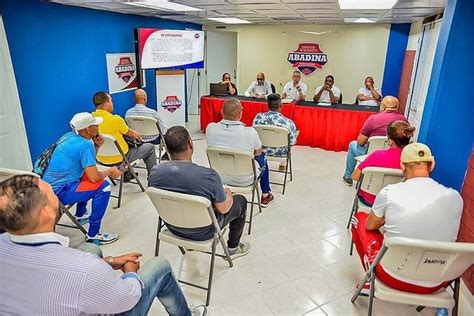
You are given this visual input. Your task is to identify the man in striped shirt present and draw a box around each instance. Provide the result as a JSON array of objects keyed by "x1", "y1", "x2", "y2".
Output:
[{"x1": 0, "y1": 175, "x2": 205, "y2": 316}]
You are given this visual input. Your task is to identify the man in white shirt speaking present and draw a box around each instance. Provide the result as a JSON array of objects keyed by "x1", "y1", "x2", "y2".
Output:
[
  {"x1": 356, "y1": 76, "x2": 382, "y2": 106},
  {"x1": 282, "y1": 70, "x2": 307, "y2": 101},
  {"x1": 313, "y1": 75, "x2": 341, "y2": 104},
  {"x1": 244, "y1": 72, "x2": 273, "y2": 99},
  {"x1": 350, "y1": 142, "x2": 463, "y2": 295}
]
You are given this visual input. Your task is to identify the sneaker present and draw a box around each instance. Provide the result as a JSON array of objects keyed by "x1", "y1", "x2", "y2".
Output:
[
  {"x1": 226, "y1": 242, "x2": 250, "y2": 260},
  {"x1": 190, "y1": 305, "x2": 207, "y2": 316},
  {"x1": 342, "y1": 176, "x2": 353, "y2": 186},
  {"x1": 356, "y1": 282, "x2": 371, "y2": 296},
  {"x1": 261, "y1": 193, "x2": 274, "y2": 208},
  {"x1": 123, "y1": 171, "x2": 138, "y2": 183},
  {"x1": 85, "y1": 232, "x2": 119, "y2": 245},
  {"x1": 75, "y1": 212, "x2": 90, "y2": 225}
]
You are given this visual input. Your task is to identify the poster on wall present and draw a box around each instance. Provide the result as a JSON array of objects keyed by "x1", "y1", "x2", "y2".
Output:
[
  {"x1": 156, "y1": 70, "x2": 186, "y2": 127},
  {"x1": 106, "y1": 53, "x2": 146, "y2": 94},
  {"x1": 137, "y1": 28, "x2": 204, "y2": 69},
  {"x1": 287, "y1": 43, "x2": 328, "y2": 76}
]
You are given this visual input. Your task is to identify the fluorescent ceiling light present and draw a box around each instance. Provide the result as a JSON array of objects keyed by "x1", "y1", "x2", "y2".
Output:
[
  {"x1": 207, "y1": 17, "x2": 252, "y2": 24},
  {"x1": 126, "y1": 1, "x2": 203, "y2": 12},
  {"x1": 338, "y1": 0, "x2": 397, "y2": 10},
  {"x1": 344, "y1": 17, "x2": 377, "y2": 23}
]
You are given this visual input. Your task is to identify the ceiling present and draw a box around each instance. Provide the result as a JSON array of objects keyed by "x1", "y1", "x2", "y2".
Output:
[{"x1": 50, "y1": 0, "x2": 446, "y2": 25}]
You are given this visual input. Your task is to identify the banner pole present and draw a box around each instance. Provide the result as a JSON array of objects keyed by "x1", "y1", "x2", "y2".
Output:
[{"x1": 134, "y1": 28, "x2": 143, "y2": 88}]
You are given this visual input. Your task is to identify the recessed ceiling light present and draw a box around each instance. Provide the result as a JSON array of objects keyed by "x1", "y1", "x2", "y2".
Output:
[
  {"x1": 344, "y1": 17, "x2": 377, "y2": 23},
  {"x1": 207, "y1": 17, "x2": 252, "y2": 24},
  {"x1": 338, "y1": 0, "x2": 397, "y2": 10},
  {"x1": 126, "y1": 1, "x2": 203, "y2": 12}
]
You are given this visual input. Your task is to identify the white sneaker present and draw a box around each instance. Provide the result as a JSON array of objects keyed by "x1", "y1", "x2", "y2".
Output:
[
  {"x1": 75, "y1": 212, "x2": 90, "y2": 225},
  {"x1": 85, "y1": 232, "x2": 119, "y2": 245},
  {"x1": 226, "y1": 242, "x2": 250, "y2": 260},
  {"x1": 190, "y1": 305, "x2": 207, "y2": 316}
]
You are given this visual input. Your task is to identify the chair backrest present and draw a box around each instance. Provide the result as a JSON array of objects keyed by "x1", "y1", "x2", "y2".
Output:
[
  {"x1": 270, "y1": 83, "x2": 276, "y2": 94},
  {"x1": 380, "y1": 237, "x2": 474, "y2": 283},
  {"x1": 206, "y1": 146, "x2": 255, "y2": 177},
  {"x1": 339, "y1": 92, "x2": 343, "y2": 104},
  {"x1": 96, "y1": 134, "x2": 122, "y2": 158},
  {"x1": 146, "y1": 187, "x2": 215, "y2": 229},
  {"x1": 0, "y1": 168, "x2": 38, "y2": 182},
  {"x1": 359, "y1": 167, "x2": 404, "y2": 195},
  {"x1": 125, "y1": 116, "x2": 161, "y2": 137},
  {"x1": 253, "y1": 125, "x2": 290, "y2": 148},
  {"x1": 367, "y1": 136, "x2": 389, "y2": 155}
]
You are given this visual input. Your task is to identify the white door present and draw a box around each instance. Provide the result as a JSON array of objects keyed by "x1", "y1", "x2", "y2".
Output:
[
  {"x1": 0, "y1": 15, "x2": 32, "y2": 170},
  {"x1": 406, "y1": 20, "x2": 442, "y2": 140},
  {"x1": 205, "y1": 31, "x2": 238, "y2": 94}
]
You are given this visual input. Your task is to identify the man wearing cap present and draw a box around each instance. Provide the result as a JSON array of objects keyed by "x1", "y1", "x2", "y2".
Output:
[
  {"x1": 350, "y1": 142, "x2": 463, "y2": 294},
  {"x1": 42, "y1": 112, "x2": 121, "y2": 245},
  {"x1": 342, "y1": 96, "x2": 408, "y2": 186}
]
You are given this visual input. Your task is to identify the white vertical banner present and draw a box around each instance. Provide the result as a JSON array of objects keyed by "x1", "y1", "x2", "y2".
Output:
[{"x1": 156, "y1": 70, "x2": 186, "y2": 127}]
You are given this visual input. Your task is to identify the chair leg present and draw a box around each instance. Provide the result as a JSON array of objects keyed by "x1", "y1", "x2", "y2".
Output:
[
  {"x1": 178, "y1": 247, "x2": 186, "y2": 255},
  {"x1": 116, "y1": 173, "x2": 124, "y2": 209},
  {"x1": 346, "y1": 194, "x2": 359, "y2": 229},
  {"x1": 158, "y1": 143, "x2": 162, "y2": 164},
  {"x1": 248, "y1": 186, "x2": 255, "y2": 235},
  {"x1": 453, "y1": 278, "x2": 460, "y2": 316},
  {"x1": 367, "y1": 274, "x2": 376, "y2": 316},
  {"x1": 349, "y1": 237, "x2": 354, "y2": 256},
  {"x1": 282, "y1": 158, "x2": 289, "y2": 195},
  {"x1": 206, "y1": 239, "x2": 217, "y2": 306},
  {"x1": 155, "y1": 218, "x2": 162, "y2": 257},
  {"x1": 61, "y1": 207, "x2": 88, "y2": 235},
  {"x1": 256, "y1": 185, "x2": 263, "y2": 214},
  {"x1": 219, "y1": 235, "x2": 233, "y2": 268},
  {"x1": 129, "y1": 165, "x2": 145, "y2": 192},
  {"x1": 351, "y1": 271, "x2": 371, "y2": 303},
  {"x1": 109, "y1": 177, "x2": 117, "y2": 186},
  {"x1": 289, "y1": 155, "x2": 293, "y2": 181}
]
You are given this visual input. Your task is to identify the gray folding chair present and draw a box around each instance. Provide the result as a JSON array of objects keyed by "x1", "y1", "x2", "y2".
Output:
[
  {"x1": 351, "y1": 237, "x2": 474, "y2": 316},
  {"x1": 146, "y1": 187, "x2": 233, "y2": 306},
  {"x1": 96, "y1": 134, "x2": 145, "y2": 208},
  {"x1": 206, "y1": 146, "x2": 262, "y2": 235},
  {"x1": 253, "y1": 124, "x2": 293, "y2": 195},
  {"x1": 125, "y1": 116, "x2": 166, "y2": 163},
  {"x1": 0, "y1": 168, "x2": 87, "y2": 235}
]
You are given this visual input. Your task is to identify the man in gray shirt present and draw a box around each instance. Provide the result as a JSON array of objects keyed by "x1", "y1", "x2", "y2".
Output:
[{"x1": 149, "y1": 126, "x2": 250, "y2": 259}]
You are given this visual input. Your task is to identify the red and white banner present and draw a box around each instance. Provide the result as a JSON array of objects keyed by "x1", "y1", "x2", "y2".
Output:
[
  {"x1": 106, "y1": 53, "x2": 145, "y2": 94},
  {"x1": 156, "y1": 70, "x2": 186, "y2": 127}
]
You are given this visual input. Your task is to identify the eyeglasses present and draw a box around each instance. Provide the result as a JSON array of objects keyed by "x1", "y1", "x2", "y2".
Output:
[{"x1": 257, "y1": 78, "x2": 264, "y2": 81}]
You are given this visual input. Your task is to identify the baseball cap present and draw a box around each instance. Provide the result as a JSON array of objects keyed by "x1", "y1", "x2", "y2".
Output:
[
  {"x1": 401, "y1": 143, "x2": 435, "y2": 163},
  {"x1": 70, "y1": 112, "x2": 103, "y2": 132}
]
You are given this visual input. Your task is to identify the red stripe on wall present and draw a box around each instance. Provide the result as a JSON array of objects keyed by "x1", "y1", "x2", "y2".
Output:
[{"x1": 397, "y1": 50, "x2": 416, "y2": 115}]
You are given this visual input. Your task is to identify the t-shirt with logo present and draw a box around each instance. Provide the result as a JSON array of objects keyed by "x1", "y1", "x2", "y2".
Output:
[
  {"x1": 360, "y1": 111, "x2": 408, "y2": 137},
  {"x1": 283, "y1": 81, "x2": 307, "y2": 100},
  {"x1": 356, "y1": 147, "x2": 402, "y2": 205},
  {"x1": 314, "y1": 85, "x2": 341, "y2": 103}
]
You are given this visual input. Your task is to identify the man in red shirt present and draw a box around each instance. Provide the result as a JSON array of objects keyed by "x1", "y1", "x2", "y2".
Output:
[{"x1": 342, "y1": 96, "x2": 408, "y2": 186}]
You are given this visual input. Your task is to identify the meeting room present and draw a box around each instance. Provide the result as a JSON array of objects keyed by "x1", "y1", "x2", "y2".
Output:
[{"x1": 1, "y1": 0, "x2": 474, "y2": 315}]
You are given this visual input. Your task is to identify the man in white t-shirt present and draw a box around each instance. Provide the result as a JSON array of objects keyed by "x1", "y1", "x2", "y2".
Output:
[
  {"x1": 282, "y1": 70, "x2": 307, "y2": 101},
  {"x1": 351, "y1": 142, "x2": 463, "y2": 294},
  {"x1": 244, "y1": 72, "x2": 273, "y2": 99},
  {"x1": 357, "y1": 76, "x2": 382, "y2": 106},
  {"x1": 313, "y1": 75, "x2": 341, "y2": 104},
  {"x1": 206, "y1": 98, "x2": 274, "y2": 207}
]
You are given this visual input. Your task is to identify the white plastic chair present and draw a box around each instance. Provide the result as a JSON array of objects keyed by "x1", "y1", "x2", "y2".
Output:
[
  {"x1": 125, "y1": 116, "x2": 166, "y2": 163},
  {"x1": 146, "y1": 187, "x2": 233, "y2": 306},
  {"x1": 347, "y1": 167, "x2": 404, "y2": 254},
  {"x1": 206, "y1": 146, "x2": 262, "y2": 235},
  {"x1": 351, "y1": 236, "x2": 474, "y2": 316},
  {"x1": 366, "y1": 136, "x2": 390, "y2": 155},
  {"x1": 96, "y1": 134, "x2": 145, "y2": 208},
  {"x1": 253, "y1": 124, "x2": 293, "y2": 195},
  {"x1": 0, "y1": 168, "x2": 87, "y2": 235}
]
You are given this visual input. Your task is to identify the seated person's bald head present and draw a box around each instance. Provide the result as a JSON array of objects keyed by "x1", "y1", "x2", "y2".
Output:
[
  {"x1": 380, "y1": 95, "x2": 399, "y2": 112},
  {"x1": 222, "y1": 98, "x2": 243, "y2": 121}
]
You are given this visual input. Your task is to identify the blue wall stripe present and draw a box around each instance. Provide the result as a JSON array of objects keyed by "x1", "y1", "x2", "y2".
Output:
[
  {"x1": 417, "y1": 0, "x2": 474, "y2": 191},
  {"x1": 381, "y1": 23, "x2": 411, "y2": 98},
  {"x1": 0, "y1": 0, "x2": 200, "y2": 160}
]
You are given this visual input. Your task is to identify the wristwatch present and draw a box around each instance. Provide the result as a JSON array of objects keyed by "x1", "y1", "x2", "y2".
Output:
[{"x1": 107, "y1": 256, "x2": 114, "y2": 266}]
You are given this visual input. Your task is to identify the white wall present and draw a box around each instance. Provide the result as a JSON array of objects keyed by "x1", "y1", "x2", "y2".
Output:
[
  {"x1": 407, "y1": 20, "x2": 422, "y2": 51},
  {"x1": 204, "y1": 24, "x2": 391, "y2": 101}
]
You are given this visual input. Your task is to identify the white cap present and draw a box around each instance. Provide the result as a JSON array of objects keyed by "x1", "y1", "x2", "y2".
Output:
[{"x1": 70, "y1": 112, "x2": 103, "y2": 132}]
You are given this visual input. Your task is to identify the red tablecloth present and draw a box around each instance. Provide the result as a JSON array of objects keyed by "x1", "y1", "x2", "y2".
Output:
[{"x1": 200, "y1": 96, "x2": 376, "y2": 152}]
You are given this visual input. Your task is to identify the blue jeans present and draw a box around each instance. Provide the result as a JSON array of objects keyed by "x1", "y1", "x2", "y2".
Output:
[
  {"x1": 343, "y1": 141, "x2": 367, "y2": 178},
  {"x1": 122, "y1": 257, "x2": 190, "y2": 316},
  {"x1": 255, "y1": 153, "x2": 271, "y2": 194},
  {"x1": 55, "y1": 181, "x2": 111, "y2": 237}
]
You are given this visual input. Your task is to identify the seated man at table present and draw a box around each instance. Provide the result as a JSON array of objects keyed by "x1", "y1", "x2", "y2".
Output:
[
  {"x1": 313, "y1": 75, "x2": 341, "y2": 104},
  {"x1": 149, "y1": 126, "x2": 250, "y2": 259},
  {"x1": 244, "y1": 72, "x2": 273, "y2": 99},
  {"x1": 0, "y1": 174, "x2": 206, "y2": 315},
  {"x1": 282, "y1": 70, "x2": 307, "y2": 101},
  {"x1": 357, "y1": 76, "x2": 382, "y2": 106},
  {"x1": 253, "y1": 93, "x2": 298, "y2": 157},
  {"x1": 92, "y1": 91, "x2": 157, "y2": 180},
  {"x1": 221, "y1": 72, "x2": 238, "y2": 96},
  {"x1": 206, "y1": 98, "x2": 274, "y2": 207},
  {"x1": 342, "y1": 96, "x2": 408, "y2": 186},
  {"x1": 351, "y1": 143, "x2": 463, "y2": 294}
]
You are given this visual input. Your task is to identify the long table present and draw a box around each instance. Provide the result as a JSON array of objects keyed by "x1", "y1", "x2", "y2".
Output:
[{"x1": 200, "y1": 96, "x2": 378, "y2": 152}]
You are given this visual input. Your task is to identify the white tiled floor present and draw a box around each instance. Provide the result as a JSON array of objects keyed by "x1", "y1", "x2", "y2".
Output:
[{"x1": 56, "y1": 114, "x2": 472, "y2": 315}]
